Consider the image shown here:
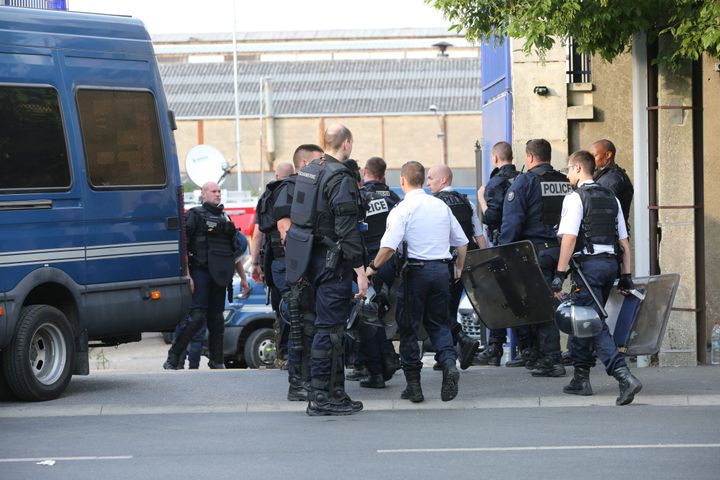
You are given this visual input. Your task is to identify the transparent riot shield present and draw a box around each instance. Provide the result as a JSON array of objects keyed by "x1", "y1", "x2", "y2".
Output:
[
  {"x1": 460, "y1": 240, "x2": 555, "y2": 329},
  {"x1": 604, "y1": 273, "x2": 680, "y2": 356}
]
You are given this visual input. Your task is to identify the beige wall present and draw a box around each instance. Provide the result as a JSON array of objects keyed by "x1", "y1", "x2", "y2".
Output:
[
  {"x1": 703, "y1": 54, "x2": 720, "y2": 345},
  {"x1": 174, "y1": 114, "x2": 482, "y2": 184},
  {"x1": 574, "y1": 54, "x2": 634, "y2": 182},
  {"x1": 510, "y1": 38, "x2": 569, "y2": 169}
]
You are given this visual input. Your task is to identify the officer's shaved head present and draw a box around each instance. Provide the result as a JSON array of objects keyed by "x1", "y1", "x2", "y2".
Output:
[
  {"x1": 426, "y1": 164, "x2": 452, "y2": 193},
  {"x1": 201, "y1": 181, "x2": 221, "y2": 205},
  {"x1": 590, "y1": 139, "x2": 616, "y2": 169},
  {"x1": 292, "y1": 144, "x2": 323, "y2": 169},
  {"x1": 323, "y1": 124, "x2": 353, "y2": 152},
  {"x1": 275, "y1": 161, "x2": 294, "y2": 180},
  {"x1": 592, "y1": 139, "x2": 616, "y2": 158},
  {"x1": 492, "y1": 141, "x2": 513, "y2": 163},
  {"x1": 401, "y1": 161, "x2": 425, "y2": 188}
]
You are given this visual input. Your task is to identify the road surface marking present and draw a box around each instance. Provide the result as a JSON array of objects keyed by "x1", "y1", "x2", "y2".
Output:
[
  {"x1": 378, "y1": 443, "x2": 720, "y2": 454},
  {"x1": 0, "y1": 456, "x2": 133, "y2": 463}
]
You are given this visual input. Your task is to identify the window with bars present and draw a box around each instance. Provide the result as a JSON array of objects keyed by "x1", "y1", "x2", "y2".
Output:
[{"x1": 566, "y1": 39, "x2": 591, "y2": 83}]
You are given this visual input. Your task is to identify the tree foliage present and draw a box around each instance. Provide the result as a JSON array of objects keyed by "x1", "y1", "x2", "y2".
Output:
[{"x1": 428, "y1": 0, "x2": 720, "y2": 67}]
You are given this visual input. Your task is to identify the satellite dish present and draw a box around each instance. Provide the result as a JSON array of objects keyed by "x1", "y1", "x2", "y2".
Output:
[{"x1": 185, "y1": 144, "x2": 229, "y2": 187}]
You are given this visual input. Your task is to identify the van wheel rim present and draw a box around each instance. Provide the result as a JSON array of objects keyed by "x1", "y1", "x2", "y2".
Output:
[
  {"x1": 30, "y1": 322, "x2": 67, "y2": 386},
  {"x1": 258, "y1": 338, "x2": 276, "y2": 366}
]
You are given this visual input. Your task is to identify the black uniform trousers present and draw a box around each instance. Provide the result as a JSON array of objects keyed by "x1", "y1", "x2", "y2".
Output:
[
  {"x1": 396, "y1": 261, "x2": 456, "y2": 372},
  {"x1": 535, "y1": 243, "x2": 562, "y2": 360},
  {"x1": 569, "y1": 255, "x2": 627, "y2": 373}
]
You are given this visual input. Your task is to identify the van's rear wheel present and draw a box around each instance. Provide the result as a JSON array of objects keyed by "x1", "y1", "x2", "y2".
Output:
[
  {"x1": 243, "y1": 328, "x2": 276, "y2": 369},
  {"x1": 1, "y1": 305, "x2": 74, "y2": 401}
]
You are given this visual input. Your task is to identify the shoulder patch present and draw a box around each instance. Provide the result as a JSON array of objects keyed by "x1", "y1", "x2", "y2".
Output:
[{"x1": 507, "y1": 191, "x2": 515, "y2": 202}]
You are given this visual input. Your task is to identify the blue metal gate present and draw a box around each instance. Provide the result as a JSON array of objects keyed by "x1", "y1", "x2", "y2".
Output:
[{"x1": 480, "y1": 38, "x2": 512, "y2": 185}]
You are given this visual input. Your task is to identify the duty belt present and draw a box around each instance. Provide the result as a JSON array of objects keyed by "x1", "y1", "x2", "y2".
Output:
[
  {"x1": 532, "y1": 240, "x2": 559, "y2": 250},
  {"x1": 407, "y1": 258, "x2": 450, "y2": 266}
]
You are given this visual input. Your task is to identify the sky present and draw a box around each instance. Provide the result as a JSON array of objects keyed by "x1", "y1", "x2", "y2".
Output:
[{"x1": 68, "y1": 0, "x2": 454, "y2": 35}]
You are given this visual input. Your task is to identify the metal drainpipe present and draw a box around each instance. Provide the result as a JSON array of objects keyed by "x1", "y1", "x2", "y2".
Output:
[
  {"x1": 692, "y1": 60, "x2": 707, "y2": 364},
  {"x1": 647, "y1": 40, "x2": 660, "y2": 278}
]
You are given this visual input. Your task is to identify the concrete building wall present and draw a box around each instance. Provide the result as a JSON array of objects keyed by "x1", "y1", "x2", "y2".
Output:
[
  {"x1": 173, "y1": 114, "x2": 482, "y2": 190},
  {"x1": 656, "y1": 55, "x2": 696, "y2": 366},
  {"x1": 510, "y1": 39, "x2": 568, "y2": 169},
  {"x1": 703, "y1": 54, "x2": 720, "y2": 347}
]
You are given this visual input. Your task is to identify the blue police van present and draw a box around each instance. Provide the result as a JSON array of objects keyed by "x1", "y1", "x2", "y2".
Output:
[{"x1": 0, "y1": 8, "x2": 191, "y2": 400}]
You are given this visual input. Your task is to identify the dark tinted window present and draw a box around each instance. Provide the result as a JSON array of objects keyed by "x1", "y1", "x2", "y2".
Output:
[
  {"x1": 0, "y1": 86, "x2": 71, "y2": 192},
  {"x1": 77, "y1": 89, "x2": 166, "y2": 188}
]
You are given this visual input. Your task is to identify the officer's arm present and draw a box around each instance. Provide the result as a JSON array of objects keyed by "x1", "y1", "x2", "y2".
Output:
[
  {"x1": 619, "y1": 238, "x2": 632, "y2": 275},
  {"x1": 556, "y1": 234, "x2": 577, "y2": 273},
  {"x1": 454, "y1": 244, "x2": 468, "y2": 275},
  {"x1": 482, "y1": 183, "x2": 503, "y2": 228},
  {"x1": 366, "y1": 246, "x2": 395, "y2": 277},
  {"x1": 251, "y1": 227, "x2": 264, "y2": 282},
  {"x1": 328, "y1": 174, "x2": 364, "y2": 268},
  {"x1": 498, "y1": 182, "x2": 526, "y2": 244}
]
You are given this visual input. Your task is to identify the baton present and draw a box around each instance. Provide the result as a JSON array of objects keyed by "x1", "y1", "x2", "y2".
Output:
[{"x1": 569, "y1": 257, "x2": 608, "y2": 319}]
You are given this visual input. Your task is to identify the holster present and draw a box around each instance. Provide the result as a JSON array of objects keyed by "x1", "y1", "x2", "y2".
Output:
[{"x1": 285, "y1": 226, "x2": 314, "y2": 283}]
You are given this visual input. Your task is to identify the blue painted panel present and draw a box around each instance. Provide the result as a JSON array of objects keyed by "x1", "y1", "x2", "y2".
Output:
[{"x1": 480, "y1": 37, "x2": 512, "y2": 185}]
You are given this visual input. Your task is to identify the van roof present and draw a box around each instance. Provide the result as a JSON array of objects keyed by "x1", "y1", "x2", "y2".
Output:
[{"x1": 0, "y1": 7, "x2": 150, "y2": 45}]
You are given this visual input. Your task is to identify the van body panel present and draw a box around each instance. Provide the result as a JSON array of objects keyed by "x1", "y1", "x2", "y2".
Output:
[{"x1": 0, "y1": 8, "x2": 189, "y2": 359}]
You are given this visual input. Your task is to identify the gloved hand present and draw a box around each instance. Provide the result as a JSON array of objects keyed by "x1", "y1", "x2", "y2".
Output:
[
  {"x1": 617, "y1": 273, "x2": 634, "y2": 292},
  {"x1": 551, "y1": 270, "x2": 566, "y2": 293}
]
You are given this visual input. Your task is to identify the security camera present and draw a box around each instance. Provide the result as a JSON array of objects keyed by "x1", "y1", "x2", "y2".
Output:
[{"x1": 429, "y1": 104, "x2": 438, "y2": 112}]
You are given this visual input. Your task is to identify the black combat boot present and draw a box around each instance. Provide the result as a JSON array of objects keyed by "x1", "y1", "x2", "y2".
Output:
[
  {"x1": 288, "y1": 375, "x2": 308, "y2": 402},
  {"x1": 360, "y1": 374, "x2": 385, "y2": 389},
  {"x1": 457, "y1": 333, "x2": 480, "y2": 370},
  {"x1": 475, "y1": 343, "x2": 503, "y2": 367},
  {"x1": 400, "y1": 370, "x2": 424, "y2": 403},
  {"x1": 440, "y1": 359, "x2": 460, "y2": 401},
  {"x1": 530, "y1": 355, "x2": 566, "y2": 377},
  {"x1": 381, "y1": 351, "x2": 401, "y2": 381},
  {"x1": 207, "y1": 329, "x2": 225, "y2": 369},
  {"x1": 563, "y1": 366, "x2": 593, "y2": 396},
  {"x1": 346, "y1": 366, "x2": 368, "y2": 381},
  {"x1": 306, "y1": 388, "x2": 355, "y2": 416},
  {"x1": 613, "y1": 366, "x2": 642, "y2": 406},
  {"x1": 506, "y1": 347, "x2": 535, "y2": 367},
  {"x1": 163, "y1": 350, "x2": 179, "y2": 370}
]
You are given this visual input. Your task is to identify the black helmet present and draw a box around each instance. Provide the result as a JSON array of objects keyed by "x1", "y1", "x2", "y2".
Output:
[
  {"x1": 554, "y1": 298, "x2": 603, "y2": 338},
  {"x1": 347, "y1": 286, "x2": 390, "y2": 338}
]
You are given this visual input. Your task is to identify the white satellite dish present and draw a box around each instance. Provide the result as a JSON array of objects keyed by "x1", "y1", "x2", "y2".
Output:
[{"x1": 185, "y1": 144, "x2": 228, "y2": 187}]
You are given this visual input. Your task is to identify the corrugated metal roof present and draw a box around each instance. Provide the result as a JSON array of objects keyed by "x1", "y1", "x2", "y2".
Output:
[
  {"x1": 152, "y1": 27, "x2": 464, "y2": 44},
  {"x1": 159, "y1": 57, "x2": 481, "y2": 118}
]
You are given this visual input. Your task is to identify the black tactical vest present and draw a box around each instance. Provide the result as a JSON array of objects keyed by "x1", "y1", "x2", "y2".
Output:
[
  {"x1": 360, "y1": 182, "x2": 400, "y2": 253},
  {"x1": 530, "y1": 168, "x2": 572, "y2": 228},
  {"x1": 188, "y1": 203, "x2": 236, "y2": 285},
  {"x1": 434, "y1": 190, "x2": 479, "y2": 250},
  {"x1": 576, "y1": 184, "x2": 619, "y2": 254},
  {"x1": 290, "y1": 158, "x2": 351, "y2": 240},
  {"x1": 486, "y1": 166, "x2": 518, "y2": 242},
  {"x1": 257, "y1": 179, "x2": 284, "y2": 234}
]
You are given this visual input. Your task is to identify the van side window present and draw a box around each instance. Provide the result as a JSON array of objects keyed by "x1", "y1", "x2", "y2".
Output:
[
  {"x1": 0, "y1": 86, "x2": 71, "y2": 192},
  {"x1": 77, "y1": 89, "x2": 167, "y2": 188}
]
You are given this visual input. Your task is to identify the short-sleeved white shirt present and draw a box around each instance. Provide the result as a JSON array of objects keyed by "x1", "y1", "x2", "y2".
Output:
[
  {"x1": 557, "y1": 180, "x2": 628, "y2": 255},
  {"x1": 380, "y1": 188, "x2": 468, "y2": 260}
]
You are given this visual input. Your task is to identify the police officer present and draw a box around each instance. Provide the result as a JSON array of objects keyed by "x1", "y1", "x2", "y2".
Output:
[
  {"x1": 426, "y1": 164, "x2": 485, "y2": 370},
  {"x1": 265, "y1": 144, "x2": 324, "y2": 401},
  {"x1": 286, "y1": 125, "x2": 368, "y2": 416},
  {"x1": 589, "y1": 139, "x2": 633, "y2": 228},
  {"x1": 367, "y1": 161, "x2": 468, "y2": 403},
  {"x1": 251, "y1": 162, "x2": 295, "y2": 367},
  {"x1": 355, "y1": 156, "x2": 401, "y2": 389},
  {"x1": 553, "y1": 150, "x2": 642, "y2": 405},
  {"x1": 499, "y1": 139, "x2": 571, "y2": 377},
  {"x1": 476, "y1": 141, "x2": 529, "y2": 367},
  {"x1": 164, "y1": 181, "x2": 246, "y2": 370}
]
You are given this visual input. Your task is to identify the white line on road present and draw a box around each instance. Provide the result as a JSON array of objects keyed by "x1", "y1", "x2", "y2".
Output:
[
  {"x1": 378, "y1": 444, "x2": 720, "y2": 454},
  {"x1": 0, "y1": 456, "x2": 133, "y2": 464}
]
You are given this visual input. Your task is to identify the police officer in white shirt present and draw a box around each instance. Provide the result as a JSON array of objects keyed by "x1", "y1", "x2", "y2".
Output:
[
  {"x1": 366, "y1": 161, "x2": 468, "y2": 403},
  {"x1": 552, "y1": 150, "x2": 642, "y2": 406}
]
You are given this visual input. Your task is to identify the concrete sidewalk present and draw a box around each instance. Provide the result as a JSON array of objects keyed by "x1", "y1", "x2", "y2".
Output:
[{"x1": 1, "y1": 333, "x2": 719, "y2": 417}]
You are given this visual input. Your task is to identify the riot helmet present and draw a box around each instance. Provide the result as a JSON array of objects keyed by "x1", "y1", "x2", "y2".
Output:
[{"x1": 554, "y1": 298, "x2": 603, "y2": 338}]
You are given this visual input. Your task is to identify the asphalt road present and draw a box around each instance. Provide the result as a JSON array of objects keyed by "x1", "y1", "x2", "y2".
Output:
[{"x1": 1, "y1": 406, "x2": 719, "y2": 480}]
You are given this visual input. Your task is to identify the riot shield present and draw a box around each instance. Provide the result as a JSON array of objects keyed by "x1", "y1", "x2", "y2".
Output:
[
  {"x1": 460, "y1": 240, "x2": 555, "y2": 329},
  {"x1": 604, "y1": 273, "x2": 680, "y2": 356}
]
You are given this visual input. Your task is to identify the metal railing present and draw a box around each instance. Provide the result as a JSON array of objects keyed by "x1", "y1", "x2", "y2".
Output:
[
  {"x1": 1, "y1": 0, "x2": 67, "y2": 9},
  {"x1": 566, "y1": 39, "x2": 591, "y2": 83}
]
